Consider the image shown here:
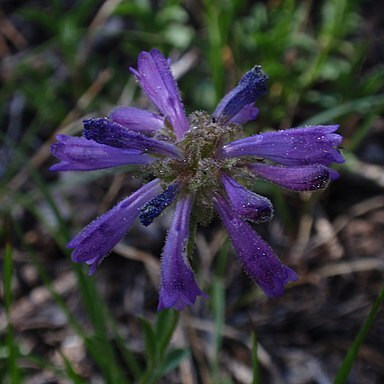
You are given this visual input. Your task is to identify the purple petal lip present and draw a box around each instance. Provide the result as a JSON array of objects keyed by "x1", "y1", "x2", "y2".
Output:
[
  {"x1": 68, "y1": 179, "x2": 163, "y2": 274},
  {"x1": 228, "y1": 103, "x2": 259, "y2": 125},
  {"x1": 222, "y1": 125, "x2": 344, "y2": 166},
  {"x1": 133, "y1": 48, "x2": 189, "y2": 140},
  {"x1": 213, "y1": 194, "x2": 298, "y2": 298},
  {"x1": 109, "y1": 106, "x2": 164, "y2": 133},
  {"x1": 158, "y1": 194, "x2": 208, "y2": 311},
  {"x1": 83, "y1": 118, "x2": 182, "y2": 159},
  {"x1": 214, "y1": 66, "x2": 268, "y2": 124},
  {"x1": 50, "y1": 134, "x2": 154, "y2": 171},
  {"x1": 221, "y1": 173, "x2": 273, "y2": 223},
  {"x1": 248, "y1": 163, "x2": 332, "y2": 191}
]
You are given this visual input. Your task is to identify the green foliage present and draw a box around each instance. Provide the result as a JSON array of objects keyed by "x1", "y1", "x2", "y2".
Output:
[
  {"x1": 334, "y1": 287, "x2": 384, "y2": 384},
  {"x1": 252, "y1": 332, "x2": 260, "y2": 384},
  {"x1": 2, "y1": 244, "x2": 22, "y2": 384},
  {"x1": 115, "y1": 0, "x2": 193, "y2": 50},
  {"x1": 139, "y1": 310, "x2": 188, "y2": 384}
]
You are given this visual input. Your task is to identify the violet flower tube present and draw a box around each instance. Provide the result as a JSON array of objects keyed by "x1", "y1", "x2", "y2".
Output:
[
  {"x1": 51, "y1": 48, "x2": 344, "y2": 310},
  {"x1": 158, "y1": 195, "x2": 208, "y2": 311}
]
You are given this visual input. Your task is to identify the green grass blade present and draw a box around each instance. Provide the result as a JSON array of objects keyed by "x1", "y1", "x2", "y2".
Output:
[
  {"x1": 3, "y1": 243, "x2": 13, "y2": 310},
  {"x1": 107, "y1": 315, "x2": 141, "y2": 380},
  {"x1": 251, "y1": 332, "x2": 260, "y2": 384},
  {"x1": 333, "y1": 287, "x2": 384, "y2": 384},
  {"x1": 155, "y1": 309, "x2": 180, "y2": 358},
  {"x1": 211, "y1": 276, "x2": 225, "y2": 382},
  {"x1": 152, "y1": 348, "x2": 190, "y2": 382},
  {"x1": 344, "y1": 113, "x2": 378, "y2": 153},
  {"x1": 3, "y1": 243, "x2": 22, "y2": 383},
  {"x1": 58, "y1": 350, "x2": 86, "y2": 384},
  {"x1": 301, "y1": 93, "x2": 384, "y2": 125},
  {"x1": 10, "y1": 165, "x2": 128, "y2": 383},
  {"x1": 140, "y1": 317, "x2": 157, "y2": 368},
  {"x1": 25, "y1": 351, "x2": 100, "y2": 383},
  {"x1": 35, "y1": 167, "x2": 130, "y2": 382}
]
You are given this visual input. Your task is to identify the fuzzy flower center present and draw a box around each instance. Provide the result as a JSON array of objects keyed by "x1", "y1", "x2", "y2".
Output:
[
  {"x1": 145, "y1": 111, "x2": 241, "y2": 224},
  {"x1": 150, "y1": 111, "x2": 239, "y2": 193}
]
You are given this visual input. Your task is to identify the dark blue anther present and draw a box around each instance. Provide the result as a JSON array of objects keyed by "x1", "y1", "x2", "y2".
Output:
[
  {"x1": 139, "y1": 183, "x2": 179, "y2": 226},
  {"x1": 214, "y1": 66, "x2": 268, "y2": 123},
  {"x1": 82, "y1": 118, "x2": 181, "y2": 159},
  {"x1": 83, "y1": 118, "x2": 124, "y2": 146}
]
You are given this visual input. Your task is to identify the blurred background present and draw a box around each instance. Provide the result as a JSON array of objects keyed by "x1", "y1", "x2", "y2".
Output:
[{"x1": 1, "y1": 0, "x2": 384, "y2": 383}]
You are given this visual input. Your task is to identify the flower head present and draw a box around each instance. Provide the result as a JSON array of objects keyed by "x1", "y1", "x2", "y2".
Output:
[{"x1": 51, "y1": 48, "x2": 344, "y2": 310}]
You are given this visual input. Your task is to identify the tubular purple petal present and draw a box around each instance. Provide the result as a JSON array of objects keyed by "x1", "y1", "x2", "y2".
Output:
[
  {"x1": 213, "y1": 66, "x2": 268, "y2": 124},
  {"x1": 158, "y1": 194, "x2": 208, "y2": 311},
  {"x1": 109, "y1": 106, "x2": 164, "y2": 133},
  {"x1": 68, "y1": 179, "x2": 163, "y2": 274},
  {"x1": 221, "y1": 173, "x2": 273, "y2": 223},
  {"x1": 228, "y1": 103, "x2": 259, "y2": 125},
  {"x1": 248, "y1": 163, "x2": 332, "y2": 191},
  {"x1": 213, "y1": 194, "x2": 298, "y2": 298},
  {"x1": 50, "y1": 134, "x2": 154, "y2": 171},
  {"x1": 222, "y1": 125, "x2": 344, "y2": 166},
  {"x1": 132, "y1": 49, "x2": 189, "y2": 140},
  {"x1": 83, "y1": 118, "x2": 182, "y2": 159}
]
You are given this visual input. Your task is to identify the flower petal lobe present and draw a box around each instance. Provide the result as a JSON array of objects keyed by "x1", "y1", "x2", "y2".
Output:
[
  {"x1": 221, "y1": 173, "x2": 273, "y2": 222},
  {"x1": 158, "y1": 195, "x2": 208, "y2": 311},
  {"x1": 223, "y1": 125, "x2": 344, "y2": 166},
  {"x1": 68, "y1": 179, "x2": 162, "y2": 273},
  {"x1": 50, "y1": 134, "x2": 153, "y2": 171},
  {"x1": 213, "y1": 194, "x2": 297, "y2": 297},
  {"x1": 248, "y1": 163, "x2": 332, "y2": 191},
  {"x1": 133, "y1": 49, "x2": 189, "y2": 139},
  {"x1": 109, "y1": 106, "x2": 164, "y2": 132}
]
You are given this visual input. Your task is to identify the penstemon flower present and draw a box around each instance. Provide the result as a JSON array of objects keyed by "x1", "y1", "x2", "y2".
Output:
[{"x1": 51, "y1": 49, "x2": 344, "y2": 311}]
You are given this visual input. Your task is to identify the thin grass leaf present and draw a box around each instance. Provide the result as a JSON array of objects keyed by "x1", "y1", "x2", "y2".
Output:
[
  {"x1": 23, "y1": 354, "x2": 76, "y2": 380},
  {"x1": 155, "y1": 309, "x2": 180, "y2": 358},
  {"x1": 334, "y1": 287, "x2": 384, "y2": 384},
  {"x1": 58, "y1": 350, "x2": 86, "y2": 384},
  {"x1": 107, "y1": 315, "x2": 141, "y2": 381},
  {"x1": 251, "y1": 332, "x2": 260, "y2": 384},
  {"x1": 12, "y1": 214, "x2": 85, "y2": 337},
  {"x1": 203, "y1": 0, "x2": 240, "y2": 104},
  {"x1": 211, "y1": 238, "x2": 229, "y2": 382},
  {"x1": 211, "y1": 276, "x2": 225, "y2": 382},
  {"x1": 215, "y1": 237, "x2": 229, "y2": 278},
  {"x1": 152, "y1": 348, "x2": 190, "y2": 382},
  {"x1": 301, "y1": 93, "x2": 384, "y2": 125},
  {"x1": 11, "y1": 216, "x2": 126, "y2": 381},
  {"x1": 3, "y1": 243, "x2": 12, "y2": 315},
  {"x1": 65, "y1": 265, "x2": 129, "y2": 383},
  {"x1": 12, "y1": 165, "x2": 128, "y2": 383},
  {"x1": 301, "y1": 0, "x2": 350, "y2": 87},
  {"x1": 140, "y1": 317, "x2": 157, "y2": 368},
  {"x1": 347, "y1": 113, "x2": 379, "y2": 152},
  {"x1": 3, "y1": 243, "x2": 22, "y2": 383},
  {"x1": 7, "y1": 138, "x2": 182, "y2": 382},
  {"x1": 83, "y1": 335, "x2": 129, "y2": 384}
]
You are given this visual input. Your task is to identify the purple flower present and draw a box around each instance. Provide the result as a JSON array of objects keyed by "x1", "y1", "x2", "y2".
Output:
[{"x1": 51, "y1": 48, "x2": 344, "y2": 310}]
